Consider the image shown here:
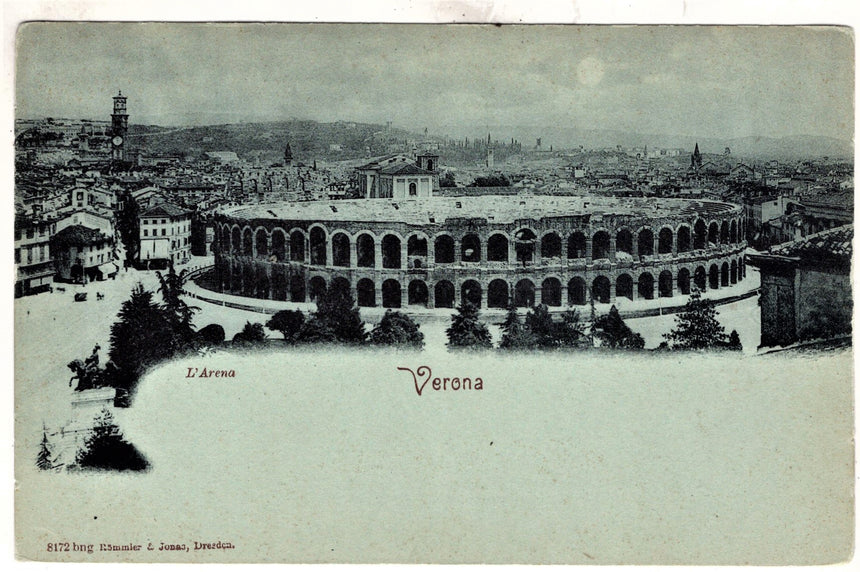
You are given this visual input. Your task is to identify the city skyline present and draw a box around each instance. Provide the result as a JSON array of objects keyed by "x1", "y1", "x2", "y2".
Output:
[{"x1": 16, "y1": 23, "x2": 854, "y2": 142}]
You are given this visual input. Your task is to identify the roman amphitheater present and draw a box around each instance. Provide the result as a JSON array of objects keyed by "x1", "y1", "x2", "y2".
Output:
[{"x1": 210, "y1": 195, "x2": 748, "y2": 311}]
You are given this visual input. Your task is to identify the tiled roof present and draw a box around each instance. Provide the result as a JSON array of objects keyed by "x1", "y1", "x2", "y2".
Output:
[
  {"x1": 51, "y1": 224, "x2": 109, "y2": 247},
  {"x1": 141, "y1": 201, "x2": 192, "y2": 218},
  {"x1": 378, "y1": 162, "x2": 435, "y2": 176},
  {"x1": 770, "y1": 224, "x2": 852, "y2": 259}
]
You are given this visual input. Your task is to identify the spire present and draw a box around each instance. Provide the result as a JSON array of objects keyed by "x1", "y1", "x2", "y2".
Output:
[
  {"x1": 691, "y1": 142, "x2": 702, "y2": 170},
  {"x1": 284, "y1": 143, "x2": 293, "y2": 166}
]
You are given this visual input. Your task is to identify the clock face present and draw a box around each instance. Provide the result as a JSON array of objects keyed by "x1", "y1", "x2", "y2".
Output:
[{"x1": 112, "y1": 136, "x2": 123, "y2": 146}]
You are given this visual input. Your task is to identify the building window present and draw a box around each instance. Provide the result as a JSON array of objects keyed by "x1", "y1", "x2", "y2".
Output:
[
  {"x1": 162, "y1": 229, "x2": 166, "y2": 236},
  {"x1": 409, "y1": 182, "x2": 417, "y2": 196},
  {"x1": 143, "y1": 229, "x2": 148, "y2": 237}
]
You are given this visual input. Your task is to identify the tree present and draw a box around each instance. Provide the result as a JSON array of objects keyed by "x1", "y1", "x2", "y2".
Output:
[
  {"x1": 155, "y1": 261, "x2": 198, "y2": 344},
  {"x1": 369, "y1": 310, "x2": 425, "y2": 348},
  {"x1": 116, "y1": 191, "x2": 140, "y2": 264},
  {"x1": 109, "y1": 284, "x2": 178, "y2": 393},
  {"x1": 469, "y1": 174, "x2": 510, "y2": 187},
  {"x1": 266, "y1": 309, "x2": 306, "y2": 343},
  {"x1": 36, "y1": 429, "x2": 53, "y2": 471},
  {"x1": 727, "y1": 330, "x2": 743, "y2": 351},
  {"x1": 524, "y1": 304, "x2": 557, "y2": 348},
  {"x1": 555, "y1": 309, "x2": 590, "y2": 348},
  {"x1": 294, "y1": 316, "x2": 338, "y2": 344},
  {"x1": 593, "y1": 305, "x2": 645, "y2": 349},
  {"x1": 663, "y1": 288, "x2": 728, "y2": 350},
  {"x1": 232, "y1": 322, "x2": 267, "y2": 345},
  {"x1": 76, "y1": 409, "x2": 149, "y2": 472},
  {"x1": 499, "y1": 304, "x2": 536, "y2": 349},
  {"x1": 311, "y1": 288, "x2": 366, "y2": 344},
  {"x1": 439, "y1": 171, "x2": 457, "y2": 188},
  {"x1": 446, "y1": 301, "x2": 493, "y2": 350},
  {"x1": 197, "y1": 323, "x2": 226, "y2": 345}
]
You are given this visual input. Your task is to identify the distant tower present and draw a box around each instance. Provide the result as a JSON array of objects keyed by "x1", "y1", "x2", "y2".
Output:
[
  {"x1": 536, "y1": 137, "x2": 542, "y2": 150},
  {"x1": 110, "y1": 91, "x2": 128, "y2": 163},
  {"x1": 691, "y1": 142, "x2": 702, "y2": 170},
  {"x1": 284, "y1": 143, "x2": 293, "y2": 166},
  {"x1": 486, "y1": 133, "x2": 494, "y2": 169}
]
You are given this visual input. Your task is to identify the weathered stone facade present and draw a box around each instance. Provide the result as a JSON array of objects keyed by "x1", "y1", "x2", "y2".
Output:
[{"x1": 213, "y1": 197, "x2": 747, "y2": 309}]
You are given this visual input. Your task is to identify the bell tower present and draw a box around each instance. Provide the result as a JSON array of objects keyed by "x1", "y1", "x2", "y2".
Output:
[{"x1": 111, "y1": 91, "x2": 128, "y2": 162}]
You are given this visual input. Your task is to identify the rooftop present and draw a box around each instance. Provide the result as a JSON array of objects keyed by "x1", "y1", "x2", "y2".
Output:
[
  {"x1": 770, "y1": 224, "x2": 852, "y2": 260},
  {"x1": 50, "y1": 224, "x2": 110, "y2": 247},
  {"x1": 141, "y1": 201, "x2": 192, "y2": 218},
  {"x1": 223, "y1": 195, "x2": 740, "y2": 225}
]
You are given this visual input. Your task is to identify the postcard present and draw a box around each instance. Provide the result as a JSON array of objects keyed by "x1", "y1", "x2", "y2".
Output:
[{"x1": 13, "y1": 22, "x2": 854, "y2": 564}]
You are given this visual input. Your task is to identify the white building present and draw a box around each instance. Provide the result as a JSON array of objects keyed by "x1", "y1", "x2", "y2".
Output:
[{"x1": 139, "y1": 202, "x2": 193, "y2": 268}]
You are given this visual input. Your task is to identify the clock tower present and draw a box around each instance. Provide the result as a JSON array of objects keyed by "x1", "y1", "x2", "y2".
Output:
[{"x1": 111, "y1": 90, "x2": 128, "y2": 162}]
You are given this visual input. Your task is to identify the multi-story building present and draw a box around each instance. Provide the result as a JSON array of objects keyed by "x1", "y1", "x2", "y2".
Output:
[
  {"x1": 50, "y1": 224, "x2": 116, "y2": 283},
  {"x1": 14, "y1": 215, "x2": 56, "y2": 297},
  {"x1": 139, "y1": 202, "x2": 193, "y2": 268}
]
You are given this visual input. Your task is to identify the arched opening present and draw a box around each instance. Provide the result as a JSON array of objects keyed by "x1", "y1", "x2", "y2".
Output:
[
  {"x1": 694, "y1": 219, "x2": 707, "y2": 250},
  {"x1": 255, "y1": 269, "x2": 270, "y2": 299},
  {"x1": 331, "y1": 277, "x2": 351, "y2": 299},
  {"x1": 720, "y1": 221, "x2": 729, "y2": 244},
  {"x1": 616, "y1": 274, "x2": 633, "y2": 300},
  {"x1": 709, "y1": 264, "x2": 719, "y2": 290},
  {"x1": 592, "y1": 276, "x2": 611, "y2": 304},
  {"x1": 426, "y1": 160, "x2": 433, "y2": 171},
  {"x1": 357, "y1": 234, "x2": 375, "y2": 267},
  {"x1": 241, "y1": 263, "x2": 254, "y2": 297},
  {"x1": 740, "y1": 258, "x2": 746, "y2": 279},
  {"x1": 461, "y1": 279, "x2": 482, "y2": 307},
  {"x1": 461, "y1": 233, "x2": 481, "y2": 262},
  {"x1": 255, "y1": 229, "x2": 268, "y2": 258},
  {"x1": 541, "y1": 233, "x2": 562, "y2": 259},
  {"x1": 658, "y1": 227, "x2": 673, "y2": 254},
  {"x1": 638, "y1": 272, "x2": 655, "y2": 300},
  {"x1": 357, "y1": 278, "x2": 375, "y2": 307},
  {"x1": 382, "y1": 235, "x2": 402, "y2": 269},
  {"x1": 678, "y1": 268, "x2": 691, "y2": 295},
  {"x1": 487, "y1": 234, "x2": 509, "y2": 262},
  {"x1": 231, "y1": 227, "x2": 241, "y2": 254},
  {"x1": 568, "y1": 232, "x2": 586, "y2": 259},
  {"x1": 332, "y1": 233, "x2": 350, "y2": 267},
  {"x1": 694, "y1": 266, "x2": 707, "y2": 291},
  {"x1": 677, "y1": 226, "x2": 692, "y2": 252},
  {"x1": 434, "y1": 235, "x2": 455, "y2": 264},
  {"x1": 721, "y1": 262, "x2": 729, "y2": 287},
  {"x1": 310, "y1": 227, "x2": 327, "y2": 265},
  {"x1": 731, "y1": 260, "x2": 738, "y2": 284},
  {"x1": 290, "y1": 274, "x2": 306, "y2": 302},
  {"x1": 407, "y1": 235, "x2": 428, "y2": 257},
  {"x1": 708, "y1": 222, "x2": 719, "y2": 245},
  {"x1": 659, "y1": 271, "x2": 673, "y2": 298},
  {"x1": 408, "y1": 182, "x2": 417, "y2": 196},
  {"x1": 271, "y1": 229, "x2": 286, "y2": 261},
  {"x1": 637, "y1": 229, "x2": 654, "y2": 256},
  {"x1": 592, "y1": 231, "x2": 610, "y2": 260},
  {"x1": 243, "y1": 228, "x2": 253, "y2": 256},
  {"x1": 616, "y1": 229, "x2": 633, "y2": 256},
  {"x1": 730, "y1": 220, "x2": 738, "y2": 243},
  {"x1": 568, "y1": 277, "x2": 586, "y2": 305},
  {"x1": 434, "y1": 280, "x2": 455, "y2": 308},
  {"x1": 309, "y1": 276, "x2": 327, "y2": 302},
  {"x1": 408, "y1": 280, "x2": 429, "y2": 306},
  {"x1": 541, "y1": 277, "x2": 562, "y2": 307},
  {"x1": 382, "y1": 279, "x2": 401, "y2": 308},
  {"x1": 290, "y1": 230, "x2": 305, "y2": 262},
  {"x1": 487, "y1": 279, "x2": 509, "y2": 308},
  {"x1": 514, "y1": 228, "x2": 537, "y2": 265},
  {"x1": 271, "y1": 267, "x2": 287, "y2": 300},
  {"x1": 514, "y1": 279, "x2": 535, "y2": 308}
]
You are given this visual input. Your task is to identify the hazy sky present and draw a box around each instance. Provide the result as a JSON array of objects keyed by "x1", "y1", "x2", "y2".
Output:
[{"x1": 16, "y1": 23, "x2": 855, "y2": 140}]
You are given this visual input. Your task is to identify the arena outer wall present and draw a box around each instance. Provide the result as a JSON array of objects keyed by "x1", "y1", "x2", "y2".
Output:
[{"x1": 211, "y1": 196, "x2": 748, "y2": 311}]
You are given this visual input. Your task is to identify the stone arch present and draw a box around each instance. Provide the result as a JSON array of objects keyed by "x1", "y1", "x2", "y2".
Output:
[
  {"x1": 721, "y1": 261, "x2": 730, "y2": 287},
  {"x1": 677, "y1": 225, "x2": 692, "y2": 253},
  {"x1": 514, "y1": 228, "x2": 537, "y2": 264},
  {"x1": 540, "y1": 232, "x2": 562, "y2": 259},
  {"x1": 658, "y1": 227, "x2": 673, "y2": 254},
  {"x1": 271, "y1": 228, "x2": 286, "y2": 261},
  {"x1": 730, "y1": 219, "x2": 738, "y2": 243},
  {"x1": 731, "y1": 259, "x2": 738, "y2": 284},
  {"x1": 615, "y1": 228, "x2": 633, "y2": 256},
  {"x1": 290, "y1": 274, "x2": 306, "y2": 302},
  {"x1": 638, "y1": 272, "x2": 655, "y2": 300},
  {"x1": 332, "y1": 232, "x2": 351, "y2": 267},
  {"x1": 678, "y1": 268, "x2": 691, "y2": 295},
  {"x1": 708, "y1": 221, "x2": 719, "y2": 245},
  {"x1": 231, "y1": 225, "x2": 241, "y2": 255},
  {"x1": 382, "y1": 234, "x2": 402, "y2": 269},
  {"x1": 568, "y1": 231, "x2": 587, "y2": 259},
  {"x1": 592, "y1": 276, "x2": 611, "y2": 304},
  {"x1": 616, "y1": 273, "x2": 634, "y2": 301},
  {"x1": 487, "y1": 233, "x2": 509, "y2": 262},
  {"x1": 637, "y1": 228, "x2": 655, "y2": 256},
  {"x1": 461, "y1": 279, "x2": 482, "y2": 307},
  {"x1": 434, "y1": 234, "x2": 455, "y2": 264},
  {"x1": 659, "y1": 270, "x2": 673, "y2": 298},
  {"x1": 694, "y1": 219, "x2": 707, "y2": 250},
  {"x1": 309, "y1": 226, "x2": 327, "y2": 265},
  {"x1": 290, "y1": 230, "x2": 305, "y2": 262},
  {"x1": 357, "y1": 278, "x2": 375, "y2": 307},
  {"x1": 568, "y1": 277, "x2": 587, "y2": 305},
  {"x1": 309, "y1": 275, "x2": 327, "y2": 301},
  {"x1": 434, "y1": 280, "x2": 455, "y2": 308},
  {"x1": 382, "y1": 279, "x2": 401, "y2": 308},
  {"x1": 709, "y1": 264, "x2": 719, "y2": 289},
  {"x1": 541, "y1": 277, "x2": 562, "y2": 307},
  {"x1": 407, "y1": 233, "x2": 428, "y2": 257},
  {"x1": 592, "y1": 230, "x2": 611, "y2": 260},
  {"x1": 514, "y1": 278, "x2": 535, "y2": 308},
  {"x1": 242, "y1": 227, "x2": 253, "y2": 256},
  {"x1": 255, "y1": 227, "x2": 268, "y2": 258},
  {"x1": 331, "y1": 276, "x2": 351, "y2": 298},
  {"x1": 356, "y1": 233, "x2": 375, "y2": 267},
  {"x1": 487, "y1": 279, "x2": 509, "y2": 308},
  {"x1": 408, "y1": 279, "x2": 429, "y2": 307},
  {"x1": 720, "y1": 220, "x2": 730, "y2": 244},
  {"x1": 694, "y1": 266, "x2": 707, "y2": 291},
  {"x1": 461, "y1": 233, "x2": 481, "y2": 262}
]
